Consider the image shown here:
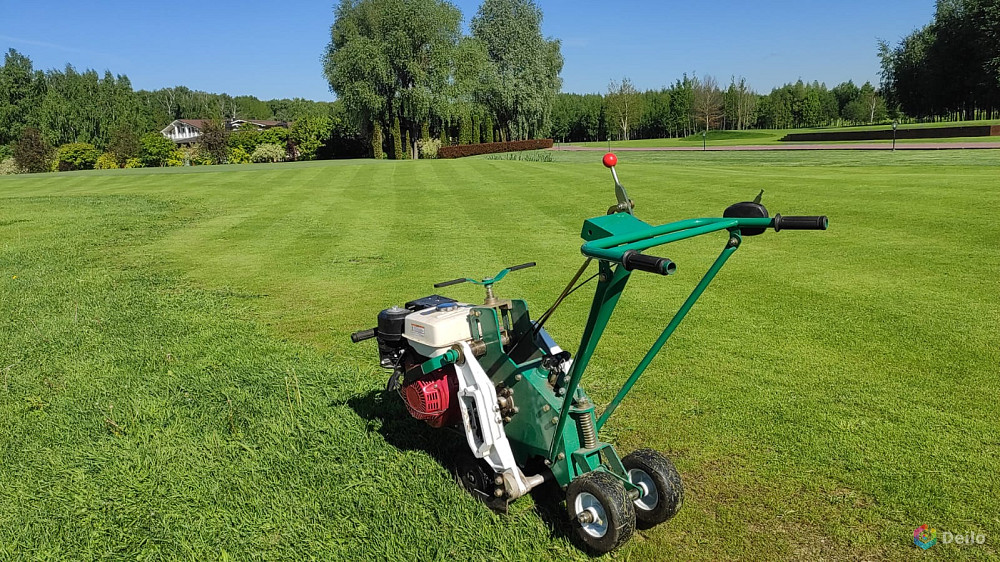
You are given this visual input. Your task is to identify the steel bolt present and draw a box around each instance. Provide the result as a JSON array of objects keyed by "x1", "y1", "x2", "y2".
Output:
[
  {"x1": 514, "y1": 374, "x2": 522, "y2": 381},
  {"x1": 495, "y1": 476, "x2": 503, "y2": 485},
  {"x1": 512, "y1": 406, "x2": 519, "y2": 414},
  {"x1": 503, "y1": 416, "x2": 511, "y2": 423},
  {"x1": 578, "y1": 511, "x2": 594, "y2": 524},
  {"x1": 542, "y1": 405, "x2": 550, "y2": 412},
  {"x1": 551, "y1": 417, "x2": 559, "y2": 425},
  {"x1": 494, "y1": 488, "x2": 504, "y2": 498},
  {"x1": 557, "y1": 453, "x2": 565, "y2": 461}
]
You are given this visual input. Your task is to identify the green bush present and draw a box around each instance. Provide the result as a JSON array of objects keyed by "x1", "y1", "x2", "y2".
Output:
[
  {"x1": 95, "y1": 152, "x2": 119, "y2": 169},
  {"x1": 251, "y1": 143, "x2": 286, "y2": 163},
  {"x1": 166, "y1": 149, "x2": 185, "y2": 167},
  {"x1": 0, "y1": 157, "x2": 22, "y2": 175},
  {"x1": 123, "y1": 158, "x2": 142, "y2": 169},
  {"x1": 228, "y1": 128, "x2": 261, "y2": 153},
  {"x1": 139, "y1": 133, "x2": 176, "y2": 167},
  {"x1": 417, "y1": 138, "x2": 441, "y2": 159},
  {"x1": 259, "y1": 127, "x2": 289, "y2": 146},
  {"x1": 56, "y1": 142, "x2": 100, "y2": 171},
  {"x1": 228, "y1": 147, "x2": 251, "y2": 164}
]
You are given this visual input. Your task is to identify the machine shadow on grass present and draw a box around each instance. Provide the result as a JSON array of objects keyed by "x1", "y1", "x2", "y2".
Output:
[{"x1": 344, "y1": 389, "x2": 584, "y2": 550}]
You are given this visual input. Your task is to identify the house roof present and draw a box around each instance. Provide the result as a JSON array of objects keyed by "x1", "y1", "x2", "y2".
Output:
[
  {"x1": 235, "y1": 119, "x2": 286, "y2": 127},
  {"x1": 177, "y1": 119, "x2": 210, "y2": 129}
]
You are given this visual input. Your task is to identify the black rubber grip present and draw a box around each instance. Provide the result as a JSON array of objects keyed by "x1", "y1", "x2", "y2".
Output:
[
  {"x1": 507, "y1": 262, "x2": 536, "y2": 272},
  {"x1": 621, "y1": 250, "x2": 676, "y2": 275},
  {"x1": 351, "y1": 328, "x2": 377, "y2": 343},
  {"x1": 433, "y1": 278, "x2": 467, "y2": 288},
  {"x1": 773, "y1": 214, "x2": 828, "y2": 231}
]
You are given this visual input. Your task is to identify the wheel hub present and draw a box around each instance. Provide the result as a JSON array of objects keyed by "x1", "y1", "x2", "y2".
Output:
[{"x1": 574, "y1": 492, "x2": 609, "y2": 538}]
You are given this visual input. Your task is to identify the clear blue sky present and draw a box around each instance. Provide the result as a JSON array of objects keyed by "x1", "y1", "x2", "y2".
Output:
[{"x1": 1, "y1": 0, "x2": 935, "y2": 101}]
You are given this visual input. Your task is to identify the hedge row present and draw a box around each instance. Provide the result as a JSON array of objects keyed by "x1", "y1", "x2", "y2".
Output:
[
  {"x1": 438, "y1": 138, "x2": 553, "y2": 159},
  {"x1": 781, "y1": 125, "x2": 1000, "y2": 142}
]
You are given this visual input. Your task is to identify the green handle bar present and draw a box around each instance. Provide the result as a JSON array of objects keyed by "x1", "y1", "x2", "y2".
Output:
[{"x1": 580, "y1": 217, "x2": 772, "y2": 264}]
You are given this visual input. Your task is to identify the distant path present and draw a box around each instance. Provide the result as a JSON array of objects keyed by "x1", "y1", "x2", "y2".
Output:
[{"x1": 554, "y1": 142, "x2": 1000, "y2": 151}]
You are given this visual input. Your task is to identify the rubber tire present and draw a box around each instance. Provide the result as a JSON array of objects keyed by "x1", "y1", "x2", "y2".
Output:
[
  {"x1": 622, "y1": 448, "x2": 684, "y2": 529},
  {"x1": 565, "y1": 470, "x2": 636, "y2": 554}
]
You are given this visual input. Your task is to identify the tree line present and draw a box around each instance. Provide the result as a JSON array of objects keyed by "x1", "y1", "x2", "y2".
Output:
[
  {"x1": 0, "y1": 48, "x2": 367, "y2": 172},
  {"x1": 552, "y1": 76, "x2": 890, "y2": 143},
  {"x1": 878, "y1": 0, "x2": 1000, "y2": 120}
]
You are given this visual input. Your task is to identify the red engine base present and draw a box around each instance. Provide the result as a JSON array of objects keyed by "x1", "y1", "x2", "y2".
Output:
[{"x1": 402, "y1": 366, "x2": 459, "y2": 428}]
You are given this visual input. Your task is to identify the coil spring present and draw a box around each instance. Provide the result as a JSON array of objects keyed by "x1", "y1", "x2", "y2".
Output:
[{"x1": 574, "y1": 411, "x2": 597, "y2": 449}]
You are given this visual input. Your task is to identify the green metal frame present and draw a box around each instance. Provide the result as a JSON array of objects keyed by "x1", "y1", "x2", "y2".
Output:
[
  {"x1": 548, "y1": 213, "x2": 775, "y2": 471},
  {"x1": 452, "y1": 212, "x2": 795, "y2": 491}
]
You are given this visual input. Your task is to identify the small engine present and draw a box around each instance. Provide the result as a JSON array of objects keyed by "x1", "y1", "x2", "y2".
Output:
[
  {"x1": 401, "y1": 366, "x2": 459, "y2": 427},
  {"x1": 370, "y1": 294, "x2": 471, "y2": 427}
]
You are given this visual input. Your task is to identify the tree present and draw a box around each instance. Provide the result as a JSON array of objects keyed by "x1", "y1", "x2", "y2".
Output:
[
  {"x1": 879, "y1": 0, "x2": 1000, "y2": 118},
  {"x1": 0, "y1": 50, "x2": 44, "y2": 146},
  {"x1": 228, "y1": 126, "x2": 262, "y2": 153},
  {"x1": 471, "y1": 0, "x2": 563, "y2": 140},
  {"x1": 290, "y1": 115, "x2": 332, "y2": 161},
  {"x1": 859, "y1": 82, "x2": 887, "y2": 124},
  {"x1": 724, "y1": 76, "x2": 758, "y2": 131},
  {"x1": 108, "y1": 127, "x2": 140, "y2": 166},
  {"x1": 197, "y1": 120, "x2": 229, "y2": 163},
  {"x1": 692, "y1": 75, "x2": 723, "y2": 131},
  {"x1": 605, "y1": 77, "x2": 642, "y2": 141},
  {"x1": 13, "y1": 128, "x2": 52, "y2": 173},
  {"x1": 139, "y1": 132, "x2": 175, "y2": 167},
  {"x1": 324, "y1": 0, "x2": 462, "y2": 159}
]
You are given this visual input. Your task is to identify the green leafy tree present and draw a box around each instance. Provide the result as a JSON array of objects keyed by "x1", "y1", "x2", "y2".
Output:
[
  {"x1": 606, "y1": 77, "x2": 643, "y2": 141},
  {"x1": 228, "y1": 126, "x2": 262, "y2": 153},
  {"x1": 291, "y1": 115, "x2": 332, "y2": 161},
  {"x1": 879, "y1": 0, "x2": 1000, "y2": 118},
  {"x1": 324, "y1": 0, "x2": 462, "y2": 159},
  {"x1": 259, "y1": 127, "x2": 289, "y2": 146},
  {"x1": 471, "y1": 0, "x2": 563, "y2": 140},
  {"x1": 13, "y1": 127, "x2": 52, "y2": 173},
  {"x1": 0, "y1": 50, "x2": 45, "y2": 146},
  {"x1": 139, "y1": 132, "x2": 175, "y2": 167}
]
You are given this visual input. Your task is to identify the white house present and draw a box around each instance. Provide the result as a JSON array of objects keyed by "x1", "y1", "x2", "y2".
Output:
[{"x1": 160, "y1": 119, "x2": 289, "y2": 145}]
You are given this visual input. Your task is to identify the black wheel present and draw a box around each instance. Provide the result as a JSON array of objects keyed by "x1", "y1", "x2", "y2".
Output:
[
  {"x1": 454, "y1": 455, "x2": 509, "y2": 512},
  {"x1": 622, "y1": 448, "x2": 684, "y2": 529},
  {"x1": 565, "y1": 470, "x2": 635, "y2": 554}
]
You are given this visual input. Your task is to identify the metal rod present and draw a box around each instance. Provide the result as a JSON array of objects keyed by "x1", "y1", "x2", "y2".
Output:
[
  {"x1": 548, "y1": 263, "x2": 631, "y2": 460},
  {"x1": 595, "y1": 234, "x2": 742, "y2": 432}
]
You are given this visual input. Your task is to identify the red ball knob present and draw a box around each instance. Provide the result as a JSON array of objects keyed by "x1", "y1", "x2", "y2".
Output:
[{"x1": 603, "y1": 152, "x2": 618, "y2": 168}]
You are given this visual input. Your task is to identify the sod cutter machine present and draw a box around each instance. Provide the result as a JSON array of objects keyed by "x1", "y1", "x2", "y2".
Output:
[{"x1": 351, "y1": 153, "x2": 828, "y2": 553}]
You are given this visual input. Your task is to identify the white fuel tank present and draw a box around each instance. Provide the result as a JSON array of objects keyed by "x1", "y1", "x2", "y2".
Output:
[{"x1": 403, "y1": 302, "x2": 474, "y2": 350}]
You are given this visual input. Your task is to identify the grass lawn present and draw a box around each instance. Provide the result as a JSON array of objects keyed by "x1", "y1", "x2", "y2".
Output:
[{"x1": 1, "y1": 151, "x2": 998, "y2": 560}]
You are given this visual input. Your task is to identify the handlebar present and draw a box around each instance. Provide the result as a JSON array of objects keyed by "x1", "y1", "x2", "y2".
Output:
[
  {"x1": 581, "y1": 215, "x2": 827, "y2": 272},
  {"x1": 621, "y1": 250, "x2": 675, "y2": 275},
  {"x1": 351, "y1": 328, "x2": 377, "y2": 343},
  {"x1": 773, "y1": 215, "x2": 828, "y2": 231},
  {"x1": 507, "y1": 262, "x2": 536, "y2": 272},
  {"x1": 433, "y1": 278, "x2": 466, "y2": 288}
]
